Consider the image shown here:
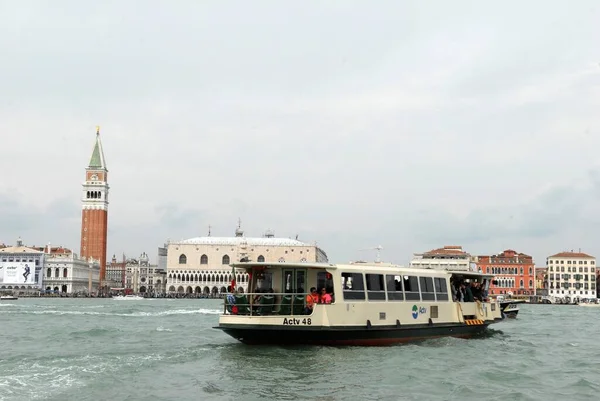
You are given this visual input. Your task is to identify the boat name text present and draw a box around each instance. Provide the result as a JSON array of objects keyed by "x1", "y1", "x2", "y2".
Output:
[{"x1": 282, "y1": 317, "x2": 312, "y2": 325}]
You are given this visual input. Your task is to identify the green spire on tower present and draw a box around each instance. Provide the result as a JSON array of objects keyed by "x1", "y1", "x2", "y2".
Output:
[{"x1": 88, "y1": 126, "x2": 107, "y2": 169}]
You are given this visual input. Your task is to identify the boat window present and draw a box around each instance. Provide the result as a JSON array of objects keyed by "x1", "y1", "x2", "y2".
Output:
[
  {"x1": 341, "y1": 272, "x2": 365, "y2": 300},
  {"x1": 385, "y1": 275, "x2": 404, "y2": 301},
  {"x1": 256, "y1": 272, "x2": 273, "y2": 291},
  {"x1": 366, "y1": 274, "x2": 386, "y2": 301},
  {"x1": 282, "y1": 269, "x2": 305, "y2": 294},
  {"x1": 434, "y1": 277, "x2": 449, "y2": 301},
  {"x1": 403, "y1": 276, "x2": 420, "y2": 301},
  {"x1": 317, "y1": 271, "x2": 334, "y2": 294},
  {"x1": 419, "y1": 277, "x2": 435, "y2": 301}
]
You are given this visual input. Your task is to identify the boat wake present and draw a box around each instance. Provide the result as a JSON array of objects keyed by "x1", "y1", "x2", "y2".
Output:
[{"x1": 0, "y1": 308, "x2": 222, "y2": 317}]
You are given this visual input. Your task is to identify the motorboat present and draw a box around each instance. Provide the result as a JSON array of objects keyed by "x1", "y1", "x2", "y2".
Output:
[
  {"x1": 578, "y1": 298, "x2": 600, "y2": 307},
  {"x1": 214, "y1": 262, "x2": 504, "y2": 346},
  {"x1": 113, "y1": 294, "x2": 144, "y2": 300},
  {"x1": 499, "y1": 299, "x2": 526, "y2": 318},
  {"x1": 0, "y1": 295, "x2": 18, "y2": 300}
]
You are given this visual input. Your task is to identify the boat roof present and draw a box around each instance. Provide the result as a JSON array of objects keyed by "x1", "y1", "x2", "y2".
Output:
[{"x1": 231, "y1": 262, "x2": 495, "y2": 278}]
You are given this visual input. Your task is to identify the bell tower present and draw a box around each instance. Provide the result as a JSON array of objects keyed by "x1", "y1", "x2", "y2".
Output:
[{"x1": 80, "y1": 126, "x2": 109, "y2": 285}]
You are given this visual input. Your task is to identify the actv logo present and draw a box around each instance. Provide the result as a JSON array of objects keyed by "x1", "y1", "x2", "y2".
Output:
[{"x1": 411, "y1": 305, "x2": 427, "y2": 319}]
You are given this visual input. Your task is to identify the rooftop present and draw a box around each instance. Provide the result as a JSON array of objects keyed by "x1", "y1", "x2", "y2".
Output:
[
  {"x1": 174, "y1": 236, "x2": 312, "y2": 247},
  {"x1": 0, "y1": 245, "x2": 44, "y2": 254},
  {"x1": 422, "y1": 245, "x2": 469, "y2": 256},
  {"x1": 549, "y1": 251, "x2": 594, "y2": 259}
]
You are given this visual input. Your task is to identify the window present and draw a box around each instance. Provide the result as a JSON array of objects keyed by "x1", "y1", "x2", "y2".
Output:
[
  {"x1": 366, "y1": 274, "x2": 385, "y2": 301},
  {"x1": 179, "y1": 254, "x2": 187, "y2": 264},
  {"x1": 63, "y1": 268, "x2": 68, "y2": 278},
  {"x1": 419, "y1": 277, "x2": 435, "y2": 301},
  {"x1": 200, "y1": 254, "x2": 208, "y2": 264},
  {"x1": 55, "y1": 268, "x2": 59, "y2": 278},
  {"x1": 222, "y1": 255, "x2": 230, "y2": 265},
  {"x1": 434, "y1": 278, "x2": 448, "y2": 301},
  {"x1": 257, "y1": 272, "x2": 273, "y2": 291},
  {"x1": 386, "y1": 275, "x2": 404, "y2": 301},
  {"x1": 257, "y1": 255, "x2": 265, "y2": 262},
  {"x1": 317, "y1": 271, "x2": 334, "y2": 294},
  {"x1": 403, "y1": 276, "x2": 420, "y2": 300},
  {"x1": 341, "y1": 272, "x2": 365, "y2": 300},
  {"x1": 47, "y1": 268, "x2": 51, "y2": 277}
]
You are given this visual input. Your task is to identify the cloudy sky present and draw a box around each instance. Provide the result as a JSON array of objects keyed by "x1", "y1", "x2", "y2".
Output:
[{"x1": 1, "y1": 1, "x2": 599, "y2": 265}]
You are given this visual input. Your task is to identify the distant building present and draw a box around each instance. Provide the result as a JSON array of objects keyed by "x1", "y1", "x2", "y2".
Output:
[
  {"x1": 105, "y1": 255, "x2": 126, "y2": 289},
  {"x1": 157, "y1": 245, "x2": 167, "y2": 271},
  {"x1": 0, "y1": 238, "x2": 45, "y2": 292},
  {"x1": 166, "y1": 225, "x2": 328, "y2": 296},
  {"x1": 124, "y1": 252, "x2": 166, "y2": 295},
  {"x1": 476, "y1": 249, "x2": 535, "y2": 296},
  {"x1": 410, "y1": 245, "x2": 473, "y2": 271},
  {"x1": 535, "y1": 267, "x2": 548, "y2": 297},
  {"x1": 547, "y1": 251, "x2": 596, "y2": 299},
  {"x1": 43, "y1": 246, "x2": 101, "y2": 294}
]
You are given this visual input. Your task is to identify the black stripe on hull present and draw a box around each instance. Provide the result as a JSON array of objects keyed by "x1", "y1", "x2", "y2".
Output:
[{"x1": 215, "y1": 320, "x2": 502, "y2": 346}]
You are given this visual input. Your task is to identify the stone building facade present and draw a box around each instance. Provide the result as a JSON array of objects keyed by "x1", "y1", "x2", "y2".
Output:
[
  {"x1": 476, "y1": 249, "x2": 536, "y2": 296},
  {"x1": 547, "y1": 251, "x2": 596, "y2": 300},
  {"x1": 165, "y1": 227, "x2": 328, "y2": 296}
]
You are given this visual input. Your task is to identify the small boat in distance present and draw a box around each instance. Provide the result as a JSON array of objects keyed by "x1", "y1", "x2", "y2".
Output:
[
  {"x1": 214, "y1": 261, "x2": 504, "y2": 346},
  {"x1": 113, "y1": 294, "x2": 144, "y2": 300},
  {"x1": 0, "y1": 295, "x2": 18, "y2": 300},
  {"x1": 578, "y1": 298, "x2": 600, "y2": 307}
]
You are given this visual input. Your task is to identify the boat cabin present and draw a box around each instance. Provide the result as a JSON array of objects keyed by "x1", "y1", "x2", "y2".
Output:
[{"x1": 223, "y1": 262, "x2": 497, "y2": 318}]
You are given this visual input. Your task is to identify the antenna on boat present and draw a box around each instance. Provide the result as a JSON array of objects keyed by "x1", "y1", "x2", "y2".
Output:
[{"x1": 359, "y1": 245, "x2": 383, "y2": 263}]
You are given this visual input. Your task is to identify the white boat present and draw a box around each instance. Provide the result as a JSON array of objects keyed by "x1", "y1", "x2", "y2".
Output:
[
  {"x1": 113, "y1": 294, "x2": 144, "y2": 300},
  {"x1": 578, "y1": 299, "x2": 600, "y2": 307},
  {"x1": 214, "y1": 261, "x2": 504, "y2": 346},
  {"x1": 499, "y1": 300, "x2": 525, "y2": 318},
  {"x1": 0, "y1": 295, "x2": 18, "y2": 300}
]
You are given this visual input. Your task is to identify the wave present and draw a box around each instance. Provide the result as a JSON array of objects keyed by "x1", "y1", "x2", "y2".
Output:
[{"x1": 156, "y1": 326, "x2": 172, "y2": 332}]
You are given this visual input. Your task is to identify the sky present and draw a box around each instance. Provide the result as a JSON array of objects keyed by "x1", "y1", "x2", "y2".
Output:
[{"x1": 0, "y1": 1, "x2": 599, "y2": 266}]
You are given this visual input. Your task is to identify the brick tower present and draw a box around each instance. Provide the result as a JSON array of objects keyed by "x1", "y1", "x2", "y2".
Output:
[{"x1": 80, "y1": 127, "x2": 109, "y2": 285}]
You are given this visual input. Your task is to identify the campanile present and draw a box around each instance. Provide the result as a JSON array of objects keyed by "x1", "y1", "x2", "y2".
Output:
[{"x1": 80, "y1": 127, "x2": 109, "y2": 283}]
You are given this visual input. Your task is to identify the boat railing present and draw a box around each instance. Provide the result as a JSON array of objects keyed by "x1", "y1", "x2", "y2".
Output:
[{"x1": 222, "y1": 292, "x2": 321, "y2": 316}]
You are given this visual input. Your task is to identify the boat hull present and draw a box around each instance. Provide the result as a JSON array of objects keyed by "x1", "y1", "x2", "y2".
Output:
[
  {"x1": 216, "y1": 320, "x2": 502, "y2": 346},
  {"x1": 499, "y1": 301, "x2": 523, "y2": 318}
]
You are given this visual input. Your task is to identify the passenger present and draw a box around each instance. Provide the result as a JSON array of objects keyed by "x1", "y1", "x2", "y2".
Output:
[
  {"x1": 319, "y1": 288, "x2": 332, "y2": 304},
  {"x1": 305, "y1": 287, "x2": 319, "y2": 314},
  {"x1": 456, "y1": 283, "x2": 466, "y2": 302},
  {"x1": 227, "y1": 290, "x2": 237, "y2": 314},
  {"x1": 481, "y1": 281, "x2": 489, "y2": 301},
  {"x1": 471, "y1": 282, "x2": 480, "y2": 301},
  {"x1": 465, "y1": 282, "x2": 474, "y2": 302}
]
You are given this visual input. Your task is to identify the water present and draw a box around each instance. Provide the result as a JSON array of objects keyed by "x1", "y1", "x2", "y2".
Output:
[{"x1": 0, "y1": 299, "x2": 598, "y2": 401}]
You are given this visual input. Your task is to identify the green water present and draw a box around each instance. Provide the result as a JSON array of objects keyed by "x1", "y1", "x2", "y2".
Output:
[{"x1": 0, "y1": 299, "x2": 598, "y2": 401}]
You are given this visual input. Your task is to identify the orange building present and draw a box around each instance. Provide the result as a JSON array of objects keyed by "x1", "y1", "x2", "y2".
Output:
[
  {"x1": 476, "y1": 249, "x2": 535, "y2": 296},
  {"x1": 80, "y1": 127, "x2": 109, "y2": 283}
]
